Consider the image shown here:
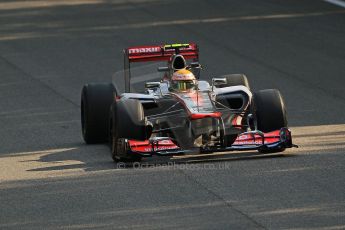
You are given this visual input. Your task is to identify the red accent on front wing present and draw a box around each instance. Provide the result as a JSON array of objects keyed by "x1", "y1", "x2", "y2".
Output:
[
  {"x1": 128, "y1": 139, "x2": 179, "y2": 153},
  {"x1": 128, "y1": 130, "x2": 287, "y2": 153},
  {"x1": 233, "y1": 130, "x2": 281, "y2": 145}
]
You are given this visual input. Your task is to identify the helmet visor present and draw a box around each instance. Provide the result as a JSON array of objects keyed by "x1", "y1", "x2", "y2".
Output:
[{"x1": 172, "y1": 80, "x2": 195, "y2": 91}]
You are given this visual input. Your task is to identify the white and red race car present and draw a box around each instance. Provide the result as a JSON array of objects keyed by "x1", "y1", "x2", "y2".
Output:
[{"x1": 81, "y1": 43, "x2": 297, "y2": 162}]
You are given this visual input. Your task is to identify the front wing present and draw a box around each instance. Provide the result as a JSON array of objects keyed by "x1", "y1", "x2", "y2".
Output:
[{"x1": 126, "y1": 128, "x2": 297, "y2": 157}]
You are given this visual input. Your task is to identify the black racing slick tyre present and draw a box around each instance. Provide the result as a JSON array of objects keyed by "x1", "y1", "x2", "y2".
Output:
[
  {"x1": 110, "y1": 99, "x2": 151, "y2": 162},
  {"x1": 253, "y1": 89, "x2": 288, "y2": 153},
  {"x1": 116, "y1": 99, "x2": 148, "y2": 141},
  {"x1": 81, "y1": 83, "x2": 116, "y2": 144},
  {"x1": 217, "y1": 74, "x2": 250, "y2": 90},
  {"x1": 253, "y1": 89, "x2": 287, "y2": 133}
]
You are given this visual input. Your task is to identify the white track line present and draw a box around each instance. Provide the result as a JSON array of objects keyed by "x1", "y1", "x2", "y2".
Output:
[{"x1": 324, "y1": 0, "x2": 345, "y2": 8}]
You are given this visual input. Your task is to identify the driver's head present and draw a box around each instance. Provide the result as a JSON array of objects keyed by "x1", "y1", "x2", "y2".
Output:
[{"x1": 171, "y1": 69, "x2": 197, "y2": 92}]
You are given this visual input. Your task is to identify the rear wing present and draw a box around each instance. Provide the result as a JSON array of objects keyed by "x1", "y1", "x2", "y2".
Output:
[
  {"x1": 125, "y1": 43, "x2": 198, "y2": 62},
  {"x1": 123, "y1": 43, "x2": 199, "y2": 92}
]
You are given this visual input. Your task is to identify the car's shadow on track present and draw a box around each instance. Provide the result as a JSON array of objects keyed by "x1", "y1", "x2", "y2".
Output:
[
  {"x1": 23, "y1": 143, "x2": 114, "y2": 173},
  {"x1": 26, "y1": 143, "x2": 297, "y2": 172}
]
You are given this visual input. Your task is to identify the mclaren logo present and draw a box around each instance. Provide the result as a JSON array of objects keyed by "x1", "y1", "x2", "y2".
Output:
[{"x1": 128, "y1": 47, "x2": 160, "y2": 54}]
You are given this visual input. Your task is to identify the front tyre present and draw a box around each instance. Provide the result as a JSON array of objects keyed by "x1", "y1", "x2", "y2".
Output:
[
  {"x1": 110, "y1": 99, "x2": 149, "y2": 162},
  {"x1": 253, "y1": 89, "x2": 287, "y2": 132},
  {"x1": 253, "y1": 89, "x2": 288, "y2": 153}
]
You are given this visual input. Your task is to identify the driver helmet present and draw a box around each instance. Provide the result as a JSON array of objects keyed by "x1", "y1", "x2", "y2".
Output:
[{"x1": 170, "y1": 69, "x2": 197, "y2": 92}]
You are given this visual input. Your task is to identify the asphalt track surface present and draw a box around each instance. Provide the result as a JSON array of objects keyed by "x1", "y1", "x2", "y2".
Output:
[{"x1": 0, "y1": 0, "x2": 345, "y2": 229}]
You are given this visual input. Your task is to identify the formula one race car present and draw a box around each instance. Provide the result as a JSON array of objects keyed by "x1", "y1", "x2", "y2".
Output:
[{"x1": 81, "y1": 43, "x2": 297, "y2": 162}]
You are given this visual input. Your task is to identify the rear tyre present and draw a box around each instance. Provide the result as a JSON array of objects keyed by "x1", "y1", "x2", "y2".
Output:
[
  {"x1": 217, "y1": 74, "x2": 250, "y2": 90},
  {"x1": 81, "y1": 83, "x2": 115, "y2": 144},
  {"x1": 253, "y1": 89, "x2": 287, "y2": 153},
  {"x1": 110, "y1": 99, "x2": 149, "y2": 162}
]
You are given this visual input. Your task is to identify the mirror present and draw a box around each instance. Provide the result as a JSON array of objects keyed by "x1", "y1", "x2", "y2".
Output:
[
  {"x1": 157, "y1": 66, "x2": 169, "y2": 72},
  {"x1": 212, "y1": 78, "x2": 227, "y2": 86},
  {"x1": 145, "y1": 82, "x2": 160, "y2": 89},
  {"x1": 190, "y1": 62, "x2": 202, "y2": 68}
]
